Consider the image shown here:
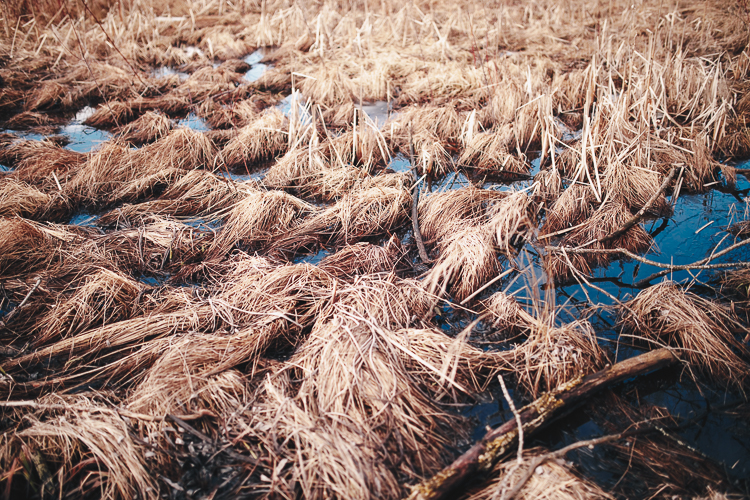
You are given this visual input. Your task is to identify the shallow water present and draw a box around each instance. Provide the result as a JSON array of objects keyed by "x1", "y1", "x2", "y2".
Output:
[
  {"x1": 276, "y1": 92, "x2": 313, "y2": 125},
  {"x1": 360, "y1": 101, "x2": 390, "y2": 126},
  {"x1": 177, "y1": 113, "x2": 210, "y2": 132},
  {"x1": 455, "y1": 165, "x2": 750, "y2": 487},
  {"x1": 68, "y1": 212, "x2": 99, "y2": 227},
  {"x1": 243, "y1": 49, "x2": 269, "y2": 82}
]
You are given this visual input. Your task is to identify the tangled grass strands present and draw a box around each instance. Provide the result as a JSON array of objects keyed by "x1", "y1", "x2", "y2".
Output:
[
  {"x1": 539, "y1": 183, "x2": 593, "y2": 236},
  {"x1": 83, "y1": 100, "x2": 139, "y2": 129},
  {"x1": 462, "y1": 447, "x2": 614, "y2": 500},
  {"x1": 273, "y1": 186, "x2": 412, "y2": 257},
  {"x1": 264, "y1": 146, "x2": 370, "y2": 200},
  {"x1": 545, "y1": 200, "x2": 653, "y2": 282},
  {"x1": 220, "y1": 108, "x2": 288, "y2": 169},
  {"x1": 126, "y1": 331, "x2": 259, "y2": 419},
  {"x1": 0, "y1": 218, "x2": 76, "y2": 278},
  {"x1": 457, "y1": 128, "x2": 520, "y2": 172},
  {"x1": 318, "y1": 235, "x2": 406, "y2": 279},
  {"x1": 0, "y1": 179, "x2": 54, "y2": 219},
  {"x1": 602, "y1": 161, "x2": 672, "y2": 216},
  {"x1": 488, "y1": 191, "x2": 536, "y2": 259},
  {"x1": 413, "y1": 132, "x2": 454, "y2": 177},
  {"x1": 423, "y1": 224, "x2": 500, "y2": 303},
  {"x1": 618, "y1": 281, "x2": 750, "y2": 391},
  {"x1": 0, "y1": 139, "x2": 85, "y2": 185},
  {"x1": 32, "y1": 268, "x2": 143, "y2": 347},
  {"x1": 418, "y1": 187, "x2": 507, "y2": 248},
  {"x1": 532, "y1": 168, "x2": 563, "y2": 203},
  {"x1": 508, "y1": 318, "x2": 608, "y2": 398},
  {"x1": 1, "y1": 306, "x2": 213, "y2": 375},
  {"x1": 208, "y1": 189, "x2": 314, "y2": 259},
  {"x1": 319, "y1": 273, "x2": 433, "y2": 330},
  {"x1": 116, "y1": 110, "x2": 173, "y2": 145},
  {"x1": 240, "y1": 317, "x2": 466, "y2": 500},
  {"x1": 389, "y1": 104, "x2": 464, "y2": 147}
]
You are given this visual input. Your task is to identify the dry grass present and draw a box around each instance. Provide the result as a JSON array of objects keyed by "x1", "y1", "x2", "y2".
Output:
[
  {"x1": 0, "y1": 395, "x2": 157, "y2": 500},
  {"x1": 1, "y1": 0, "x2": 748, "y2": 497},
  {"x1": 0, "y1": 139, "x2": 85, "y2": 185},
  {"x1": 319, "y1": 235, "x2": 405, "y2": 278},
  {"x1": 418, "y1": 187, "x2": 507, "y2": 247},
  {"x1": 0, "y1": 179, "x2": 53, "y2": 220},
  {"x1": 116, "y1": 110, "x2": 173, "y2": 145},
  {"x1": 273, "y1": 185, "x2": 411, "y2": 257},
  {"x1": 458, "y1": 128, "x2": 528, "y2": 175},
  {"x1": 65, "y1": 128, "x2": 215, "y2": 205},
  {"x1": 220, "y1": 109, "x2": 288, "y2": 169},
  {"x1": 618, "y1": 281, "x2": 750, "y2": 391},
  {"x1": 424, "y1": 224, "x2": 500, "y2": 303},
  {"x1": 209, "y1": 189, "x2": 315, "y2": 258}
]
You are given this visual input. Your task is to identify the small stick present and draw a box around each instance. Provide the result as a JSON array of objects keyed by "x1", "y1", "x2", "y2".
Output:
[
  {"x1": 409, "y1": 126, "x2": 431, "y2": 263},
  {"x1": 459, "y1": 268, "x2": 515, "y2": 305},
  {"x1": 598, "y1": 167, "x2": 676, "y2": 244},
  {"x1": 498, "y1": 375, "x2": 523, "y2": 466},
  {"x1": 0, "y1": 277, "x2": 41, "y2": 328}
]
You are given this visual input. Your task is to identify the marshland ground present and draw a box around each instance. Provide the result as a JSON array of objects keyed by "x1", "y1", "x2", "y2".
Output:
[{"x1": 1, "y1": 0, "x2": 750, "y2": 498}]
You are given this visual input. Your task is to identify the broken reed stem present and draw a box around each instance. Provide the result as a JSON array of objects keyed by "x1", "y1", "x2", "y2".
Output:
[
  {"x1": 409, "y1": 126, "x2": 430, "y2": 263},
  {"x1": 498, "y1": 374, "x2": 523, "y2": 466},
  {"x1": 599, "y1": 167, "x2": 676, "y2": 244},
  {"x1": 0, "y1": 276, "x2": 41, "y2": 328},
  {"x1": 545, "y1": 238, "x2": 750, "y2": 283},
  {"x1": 0, "y1": 401, "x2": 214, "y2": 422},
  {"x1": 406, "y1": 348, "x2": 678, "y2": 500}
]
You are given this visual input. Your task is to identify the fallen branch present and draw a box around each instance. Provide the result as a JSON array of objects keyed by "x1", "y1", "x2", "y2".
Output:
[
  {"x1": 405, "y1": 348, "x2": 678, "y2": 500},
  {"x1": 598, "y1": 167, "x2": 676, "y2": 244}
]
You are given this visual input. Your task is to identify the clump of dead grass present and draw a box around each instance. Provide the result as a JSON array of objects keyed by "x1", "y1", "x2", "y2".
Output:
[
  {"x1": 273, "y1": 186, "x2": 411, "y2": 257},
  {"x1": 319, "y1": 235, "x2": 405, "y2": 278},
  {"x1": 458, "y1": 128, "x2": 528, "y2": 176},
  {"x1": 116, "y1": 110, "x2": 173, "y2": 145},
  {"x1": 0, "y1": 139, "x2": 85, "y2": 185},
  {"x1": 209, "y1": 189, "x2": 315, "y2": 258},
  {"x1": 545, "y1": 200, "x2": 653, "y2": 282},
  {"x1": 32, "y1": 269, "x2": 143, "y2": 347},
  {"x1": 0, "y1": 395, "x2": 157, "y2": 500},
  {"x1": 418, "y1": 187, "x2": 507, "y2": 247},
  {"x1": 220, "y1": 109, "x2": 288, "y2": 169},
  {"x1": 618, "y1": 281, "x2": 750, "y2": 391}
]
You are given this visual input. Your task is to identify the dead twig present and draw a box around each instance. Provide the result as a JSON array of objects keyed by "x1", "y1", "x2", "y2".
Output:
[{"x1": 409, "y1": 126, "x2": 431, "y2": 263}]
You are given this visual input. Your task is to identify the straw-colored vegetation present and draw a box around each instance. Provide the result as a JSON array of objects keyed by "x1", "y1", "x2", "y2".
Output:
[{"x1": 1, "y1": 0, "x2": 749, "y2": 498}]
